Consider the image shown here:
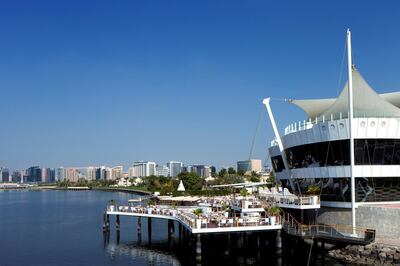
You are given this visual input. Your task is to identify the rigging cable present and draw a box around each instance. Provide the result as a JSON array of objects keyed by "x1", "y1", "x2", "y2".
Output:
[
  {"x1": 248, "y1": 107, "x2": 264, "y2": 160},
  {"x1": 336, "y1": 39, "x2": 347, "y2": 96}
]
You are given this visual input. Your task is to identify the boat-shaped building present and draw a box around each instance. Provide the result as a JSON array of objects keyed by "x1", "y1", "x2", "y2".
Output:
[{"x1": 268, "y1": 68, "x2": 400, "y2": 208}]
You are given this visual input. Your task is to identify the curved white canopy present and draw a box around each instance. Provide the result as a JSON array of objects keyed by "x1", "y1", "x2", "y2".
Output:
[{"x1": 290, "y1": 69, "x2": 400, "y2": 119}]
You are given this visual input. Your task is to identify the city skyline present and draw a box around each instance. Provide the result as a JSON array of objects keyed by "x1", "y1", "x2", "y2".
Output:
[{"x1": 2, "y1": 1, "x2": 400, "y2": 169}]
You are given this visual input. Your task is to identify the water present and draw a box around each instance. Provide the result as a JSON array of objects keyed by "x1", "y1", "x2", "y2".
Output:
[{"x1": 0, "y1": 190, "x2": 342, "y2": 265}]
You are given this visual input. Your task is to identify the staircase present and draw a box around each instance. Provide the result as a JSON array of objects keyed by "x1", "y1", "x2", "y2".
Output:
[{"x1": 281, "y1": 210, "x2": 375, "y2": 245}]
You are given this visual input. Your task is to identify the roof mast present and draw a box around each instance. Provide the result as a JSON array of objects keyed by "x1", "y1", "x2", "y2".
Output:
[{"x1": 347, "y1": 29, "x2": 357, "y2": 236}]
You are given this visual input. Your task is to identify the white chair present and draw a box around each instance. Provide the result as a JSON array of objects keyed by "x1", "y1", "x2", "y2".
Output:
[
  {"x1": 201, "y1": 219, "x2": 207, "y2": 228},
  {"x1": 218, "y1": 219, "x2": 226, "y2": 227},
  {"x1": 238, "y1": 218, "x2": 244, "y2": 226},
  {"x1": 228, "y1": 219, "x2": 233, "y2": 227}
]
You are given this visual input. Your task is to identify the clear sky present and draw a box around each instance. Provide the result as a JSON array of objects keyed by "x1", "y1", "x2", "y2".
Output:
[{"x1": 1, "y1": 0, "x2": 400, "y2": 170}]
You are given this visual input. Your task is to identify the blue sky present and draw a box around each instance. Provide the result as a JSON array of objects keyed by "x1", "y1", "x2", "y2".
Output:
[{"x1": 1, "y1": 1, "x2": 400, "y2": 170}]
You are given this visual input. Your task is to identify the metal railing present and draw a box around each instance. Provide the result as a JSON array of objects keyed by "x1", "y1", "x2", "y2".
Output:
[
  {"x1": 281, "y1": 211, "x2": 374, "y2": 243},
  {"x1": 108, "y1": 204, "x2": 282, "y2": 230},
  {"x1": 259, "y1": 194, "x2": 320, "y2": 207}
]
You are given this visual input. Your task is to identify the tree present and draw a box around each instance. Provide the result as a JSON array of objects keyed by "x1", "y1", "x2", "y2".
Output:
[
  {"x1": 214, "y1": 175, "x2": 244, "y2": 185},
  {"x1": 267, "y1": 205, "x2": 280, "y2": 216},
  {"x1": 177, "y1": 172, "x2": 204, "y2": 191},
  {"x1": 237, "y1": 169, "x2": 245, "y2": 176},
  {"x1": 218, "y1": 168, "x2": 227, "y2": 177},
  {"x1": 240, "y1": 188, "x2": 249, "y2": 197},
  {"x1": 227, "y1": 167, "x2": 236, "y2": 175},
  {"x1": 269, "y1": 171, "x2": 276, "y2": 184},
  {"x1": 249, "y1": 176, "x2": 260, "y2": 182}
]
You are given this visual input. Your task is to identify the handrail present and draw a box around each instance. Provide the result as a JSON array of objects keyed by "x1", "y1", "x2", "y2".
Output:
[
  {"x1": 108, "y1": 204, "x2": 283, "y2": 231},
  {"x1": 280, "y1": 209, "x2": 372, "y2": 242}
]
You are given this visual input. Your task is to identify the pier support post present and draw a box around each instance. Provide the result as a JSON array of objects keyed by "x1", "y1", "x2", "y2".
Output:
[
  {"x1": 276, "y1": 230, "x2": 282, "y2": 249},
  {"x1": 137, "y1": 217, "x2": 142, "y2": 233},
  {"x1": 116, "y1": 215, "x2": 120, "y2": 231},
  {"x1": 148, "y1": 218, "x2": 152, "y2": 244},
  {"x1": 106, "y1": 214, "x2": 110, "y2": 231},
  {"x1": 224, "y1": 233, "x2": 231, "y2": 256},
  {"x1": 196, "y1": 234, "x2": 202, "y2": 264},
  {"x1": 103, "y1": 213, "x2": 107, "y2": 232}
]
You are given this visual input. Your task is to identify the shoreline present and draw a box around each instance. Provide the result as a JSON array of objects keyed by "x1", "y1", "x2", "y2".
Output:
[
  {"x1": 0, "y1": 186, "x2": 152, "y2": 196},
  {"x1": 328, "y1": 243, "x2": 400, "y2": 265}
]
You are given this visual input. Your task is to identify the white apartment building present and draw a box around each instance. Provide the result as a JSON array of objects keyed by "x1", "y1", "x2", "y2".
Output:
[
  {"x1": 129, "y1": 161, "x2": 156, "y2": 177},
  {"x1": 167, "y1": 161, "x2": 183, "y2": 177}
]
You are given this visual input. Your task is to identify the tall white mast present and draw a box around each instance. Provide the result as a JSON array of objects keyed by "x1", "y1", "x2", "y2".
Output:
[
  {"x1": 263, "y1": 98, "x2": 298, "y2": 193},
  {"x1": 347, "y1": 29, "x2": 357, "y2": 236}
]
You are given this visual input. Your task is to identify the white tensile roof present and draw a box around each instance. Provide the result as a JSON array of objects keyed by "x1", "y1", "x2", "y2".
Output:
[
  {"x1": 177, "y1": 180, "x2": 185, "y2": 191},
  {"x1": 289, "y1": 68, "x2": 400, "y2": 119}
]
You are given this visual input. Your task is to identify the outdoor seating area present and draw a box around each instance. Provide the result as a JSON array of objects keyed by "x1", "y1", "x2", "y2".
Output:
[{"x1": 107, "y1": 201, "x2": 282, "y2": 232}]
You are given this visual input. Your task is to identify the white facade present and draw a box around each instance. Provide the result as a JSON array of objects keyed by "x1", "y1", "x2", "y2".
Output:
[
  {"x1": 156, "y1": 165, "x2": 170, "y2": 177},
  {"x1": 86, "y1": 167, "x2": 96, "y2": 181},
  {"x1": 167, "y1": 161, "x2": 183, "y2": 177},
  {"x1": 130, "y1": 161, "x2": 156, "y2": 177}
]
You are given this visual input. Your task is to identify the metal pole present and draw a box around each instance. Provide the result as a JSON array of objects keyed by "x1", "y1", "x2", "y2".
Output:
[
  {"x1": 347, "y1": 29, "x2": 357, "y2": 236},
  {"x1": 263, "y1": 98, "x2": 299, "y2": 193}
]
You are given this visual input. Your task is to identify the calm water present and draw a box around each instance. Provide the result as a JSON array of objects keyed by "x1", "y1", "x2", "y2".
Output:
[{"x1": 0, "y1": 190, "x2": 341, "y2": 265}]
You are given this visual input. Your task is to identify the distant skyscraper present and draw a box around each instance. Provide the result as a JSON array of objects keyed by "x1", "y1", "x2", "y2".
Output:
[
  {"x1": 26, "y1": 166, "x2": 41, "y2": 183},
  {"x1": 111, "y1": 166, "x2": 123, "y2": 180},
  {"x1": 210, "y1": 166, "x2": 217, "y2": 176},
  {"x1": 237, "y1": 159, "x2": 262, "y2": 174},
  {"x1": 130, "y1": 161, "x2": 156, "y2": 177},
  {"x1": 57, "y1": 167, "x2": 67, "y2": 181},
  {"x1": 86, "y1": 167, "x2": 96, "y2": 181},
  {"x1": 167, "y1": 161, "x2": 183, "y2": 177},
  {"x1": 41, "y1": 168, "x2": 55, "y2": 183},
  {"x1": 156, "y1": 165, "x2": 170, "y2": 177},
  {"x1": 65, "y1": 168, "x2": 79, "y2": 182},
  {"x1": 191, "y1": 165, "x2": 211, "y2": 178},
  {"x1": 1, "y1": 168, "x2": 10, "y2": 182},
  {"x1": 11, "y1": 170, "x2": 22, "y2": 183}
]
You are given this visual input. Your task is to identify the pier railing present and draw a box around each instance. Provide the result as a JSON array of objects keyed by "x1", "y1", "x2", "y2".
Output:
[
  {"x1": 259, "y1": 194, "x2": 320, "y2": 209},
  {"x1": 107, "y1": 204, "x2": 282, "y2": 231},
  {"x1": 281, "y1": 211, "x2": 375, "y2": 244}
]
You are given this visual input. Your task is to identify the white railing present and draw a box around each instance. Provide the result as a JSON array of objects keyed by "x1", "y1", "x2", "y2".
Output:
[{"x1": 107, "y1": 204, "x2": 282, "y2": 230}]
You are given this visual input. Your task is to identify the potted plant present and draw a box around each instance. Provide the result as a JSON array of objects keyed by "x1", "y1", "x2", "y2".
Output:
[
  {"x1": 222, "y1": 203, "x2": 230, "y2": 218},
  {"x1": 193, "y1": 208, "x2": 203, "y2": 229},
  {"x1": 147, "y1": 198, "x2": 155, "y2": 214},
  {"x1": 109, "y1": 199, "x2": 116, "y2": 212},
  {"x1": 268, "y1": 205, "x2": 280, "y2": 225},
  {"x1": 306, "y1": 185, "x2": 320, "y2": 195}
]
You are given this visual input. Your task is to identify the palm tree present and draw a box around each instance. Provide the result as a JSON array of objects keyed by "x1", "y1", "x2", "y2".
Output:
[{"x1": 193, "y1": 208, "x2": 203, "y2": 217}]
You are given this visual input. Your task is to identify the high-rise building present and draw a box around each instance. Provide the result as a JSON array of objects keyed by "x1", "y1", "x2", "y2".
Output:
[
  {"x1": 111, "y1": 166, "x2": 123, "y2": 180},
  {"x1": 237, "y1": 160, "x2": 262, "y2": 174},
  {"x1": 167, "y1": 161, "x2": 183, "y2": 177},
  {"x1": 65, "y1": 168, "x2": 79, "y2": 182},
  {"x1": 1, "y1": 168, "x2": 10, "y2": 182},
  {"x1": 57, "y1": 167, "x2": 67, "y2": 181},
  {"x1": 41, "y1": 168, "x2": 56, "y2": 183},
  {"x1": 130, "y1": 161, "x2": 156, "y2": 177},
  {"x1": 156, "y1": 165, "x2": 170, "y2": 177},
  {"x1": 11, "y1": 170, "x2": 22, "y2": 183},
  {"x1": 86, "y1": 167, "x2": 96, "y2": 181},
  {"x1": 48, "y1": 168, "x2": 56, "y2": 183},
  {"x1": 210, "y1": 166, "x2": 217, "y2": 176},
  {"x1": 191, "y1": 165, "x2": 211, "y2": 178},
  {"x1": 26, "y1": 166, "x2": 41, "y2": 183}
]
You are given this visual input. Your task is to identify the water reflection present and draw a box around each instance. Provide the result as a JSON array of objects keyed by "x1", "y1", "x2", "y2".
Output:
[{"x1": 106, "y1": 241, "x2": 181, "y2": 266}]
